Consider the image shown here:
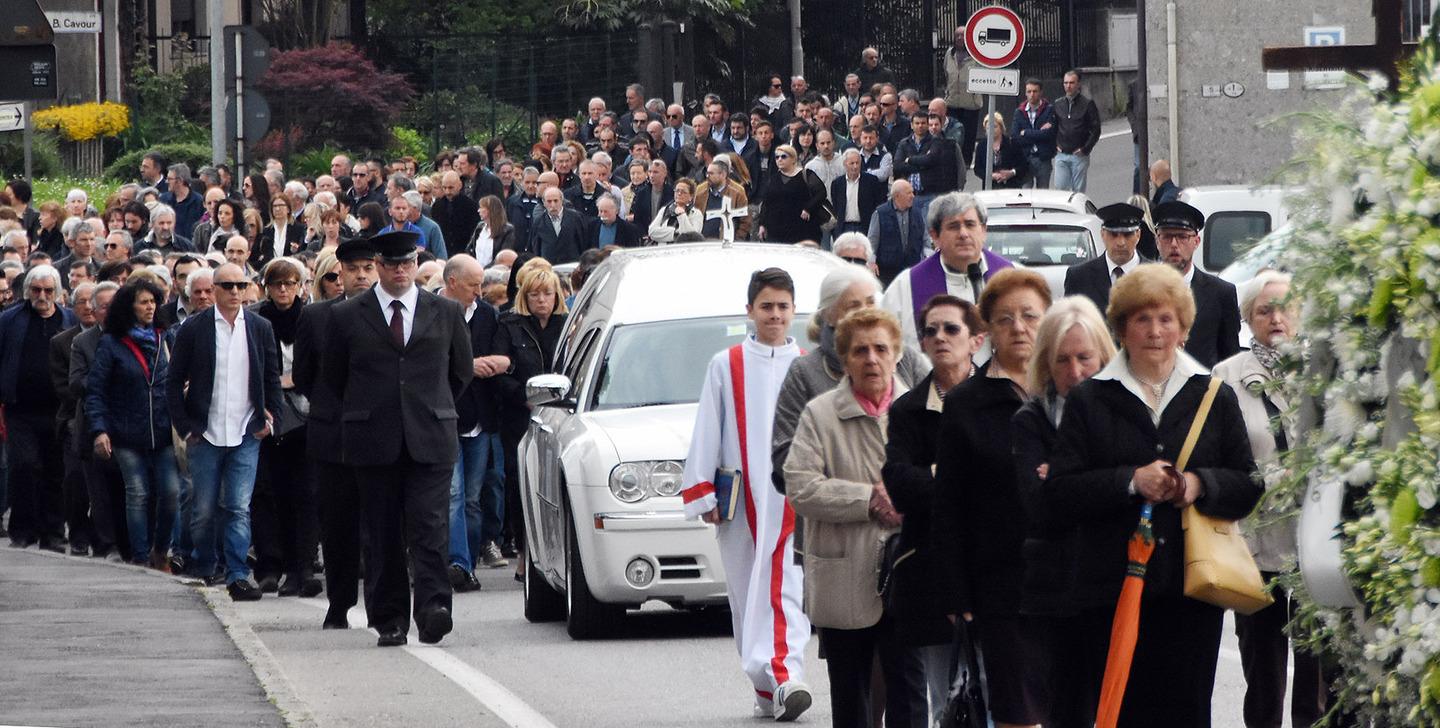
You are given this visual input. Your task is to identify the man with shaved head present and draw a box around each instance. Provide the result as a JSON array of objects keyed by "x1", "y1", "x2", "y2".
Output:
[{"x1": 432, "y1": 170, "x2": 480, "y2": 258}]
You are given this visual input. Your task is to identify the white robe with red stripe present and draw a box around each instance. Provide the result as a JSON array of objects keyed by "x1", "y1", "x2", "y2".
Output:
[{"x1": 682, "y1": 336, "x2": 810, "y2": 701}]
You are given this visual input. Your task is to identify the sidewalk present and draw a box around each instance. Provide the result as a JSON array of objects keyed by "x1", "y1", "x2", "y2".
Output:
[{"x1": 0, "y1": 547, "x2": 288, "y2": 727}]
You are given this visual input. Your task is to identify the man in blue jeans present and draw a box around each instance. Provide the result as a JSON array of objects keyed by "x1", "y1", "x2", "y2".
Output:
[
  {"x1": 439, "y1": 255, "x2": 510, "y2": 591},
  {"x1": 166, "y1": 263, "x2": 282, "y2": 600}
]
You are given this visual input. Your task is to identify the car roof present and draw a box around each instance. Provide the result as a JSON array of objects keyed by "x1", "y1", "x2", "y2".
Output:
[
  {"x1": 986, "y1": 210, "x2": 1099, "y2": 227},
  {"x1": 974, "y1": 189, "x2": 1094, "y2": 214},
  {"x1": 585, "y1": 242, "x2": 850, "y2": 325}
]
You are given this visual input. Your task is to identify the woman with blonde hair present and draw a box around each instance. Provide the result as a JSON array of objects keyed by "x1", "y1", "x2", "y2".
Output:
[
  {"x1": 1011, "y1": 295, "x2": 1117, "y2": 726},
  {"x1": 494, "y1": 266, "x2": 568, "y2": 576},
  {"x1": 974, "y1": 111, "x2": 1028, "y2": 189},
  {"x1": 1126, "y1": 194, "x2": 1159, "y2": 260},
  {"x1": 311, "y1": 252, "x2": 342, "y2": 302}
]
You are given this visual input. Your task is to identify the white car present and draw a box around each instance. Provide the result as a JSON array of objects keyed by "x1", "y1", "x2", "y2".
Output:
[
  {"x1": 984, "y1": 209, "x2": 1102, "y2": 301},
  {"x1": 1179, "y1": 185, "x2": 1298, "y2": 273},
  {"x1": 973, "y1": 188, "x2": 1098, "y2": 218},
  {"x1": 519, "y1": 242, "x2": 848, "y2": 639}
]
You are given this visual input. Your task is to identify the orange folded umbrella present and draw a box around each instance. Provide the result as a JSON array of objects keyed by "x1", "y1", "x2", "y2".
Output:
[{"x1": 1094, "y1": 503, "x2": 1157, "y2": 728}]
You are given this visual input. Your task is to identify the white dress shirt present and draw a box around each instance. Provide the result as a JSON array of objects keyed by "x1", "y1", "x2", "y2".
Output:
[
  {"x1": 1092, "y1": 349, "x2": 1210, "y2": 426},
  {"x1": 845, "y1": 177, "x2": 861, "y2": 222},
  {"x1": 373, "y1": 283, "x2": 419, "y2": 345},
  {"x1": 204, "y1": 308, "x2": 255, "y2": 447},
  {"x1": 1106, "y1": 253, "x2": 1141, "y2": 283},
  {"x1": 271, "y1": 223, "x2": 287, "y2": 261}
]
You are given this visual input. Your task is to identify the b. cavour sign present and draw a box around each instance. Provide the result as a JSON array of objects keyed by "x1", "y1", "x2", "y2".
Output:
[{"x1": 47, "y1": 11, "x2": 102, "y2": 33}]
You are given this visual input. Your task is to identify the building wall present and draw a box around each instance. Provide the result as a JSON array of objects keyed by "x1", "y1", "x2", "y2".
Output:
[
  {"x1": 39, "y1": 0, "x2": 102, "y2": 104},
  {"x1": 1143, "y1": 1, "x2": 1375, "y2": 186}
]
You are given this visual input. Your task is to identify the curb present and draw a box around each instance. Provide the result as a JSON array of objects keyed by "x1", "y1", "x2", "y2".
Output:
[{"x1": 14, "y1": 547, "x2": 317, "y2": 728}]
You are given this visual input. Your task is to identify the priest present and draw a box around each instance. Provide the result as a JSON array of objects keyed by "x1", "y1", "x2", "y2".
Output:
[
  {"x1": 881, "y1": 191, "x2": 1011, "y2": 351},
  {"x1": 680, "y1": 268, "x2": 812, "y2": 722}
]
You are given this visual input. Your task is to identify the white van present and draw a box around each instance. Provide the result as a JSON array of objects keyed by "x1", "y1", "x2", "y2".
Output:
[{"x1": 1178, "y1": 186, "x2": 1298, "y2": 273}]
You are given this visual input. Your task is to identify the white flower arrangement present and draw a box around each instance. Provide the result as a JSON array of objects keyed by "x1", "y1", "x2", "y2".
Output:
[{"x1": 1272, "y1": 36, "x2": 1440, "y2": 723}]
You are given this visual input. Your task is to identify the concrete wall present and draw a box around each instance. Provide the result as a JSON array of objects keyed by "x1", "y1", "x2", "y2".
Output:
[
  {"x1": 38, "y1": 0, "x2": 102, "y2": 104},
  {"x1": 1143, "y1": 1, "x2": 1374, "y2": 186}
]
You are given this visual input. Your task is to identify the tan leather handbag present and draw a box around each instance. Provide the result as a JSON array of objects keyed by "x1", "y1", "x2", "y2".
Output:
[{"x1": 1178, "y1": 377, "x2": 1275, "y2": 615}]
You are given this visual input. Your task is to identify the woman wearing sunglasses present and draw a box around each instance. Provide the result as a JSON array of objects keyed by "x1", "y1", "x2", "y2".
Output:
[
  {"x1": 757, "y1": 144, "x2": 828, "y2": 244},
  {"x1": 311, "y1": 252, "x2": 343, "y2": 302},
  {"x1": 753, "y1": 73, "x2": 795, "y2": 130}
]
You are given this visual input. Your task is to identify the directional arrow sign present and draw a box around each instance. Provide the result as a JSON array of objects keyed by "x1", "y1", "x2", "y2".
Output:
[{"x1": 0, "y1": 102, "x2": 23, "y2": 133}]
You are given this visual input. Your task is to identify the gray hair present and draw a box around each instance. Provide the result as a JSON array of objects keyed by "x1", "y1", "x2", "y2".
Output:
[
  {"x1": 0, "y1": 230, "x2": 29, "y2": 250},
  {"x1": 840, "y1": 147, "x2": 862, "y2": 163},
  {"x1": 482, "y1": 266, "x2": 510, "y2": 287},
  {"x1": 66, "y1": 188, "x2": 88, "y2": 203},
  {"x1": 389, "y1": 174, "x2": 415, "y2": 193},
  {"x1": 62, "y1": 217, "x2": 83, "y2": 240},
  {"x1": 591, "y1": 151, "x2": 613, "y2": 168},
  {"x1": 22, "y1": 265, "x2": 61, "y2": 301},
  {"x1": 69, "y1": 281, "x2": 96, "y2": 307},
  {"x1": 0, "y1": 260, "x2": 22, "y2": 278},
  {"x1": 92, "y1": 281, "x2": 121, "y2": 301},
  {"x1": 285, "y1": 180, "x2": 309, "y2": 202},
  {"x1": 168, "y1": 163, "x2": 192, "y2": 184},
  {"x1": 136, "y1": 186, "x2": 160, "y2": 200},
  {"x1": 134, "y1": 249, "x2": 162, "y2": 265},
  {"x1": 898, "y1": 88, "x2": 920, "y2": 104},
  {"x1": 145, "y1": 264, "x2": 172, "y2": 287},
  {"x1": 117, "y1": 183, "x2": 141, "y2": 198},
  {"x1": 264, "y1": 169, "x2": 284, "y2": 189},
  {"x1": 196, "y1": 166, "x2": 221, "y2": 188},
  {"x1": 808, "y1": 264, "x2": 881, "y2": 342},
  {"x1": 832, "y1": 232, "x2": 875, "y2": 263},
  {"x1": 185, "y1": 266, "x2": 214, "y2": 299},
  {"x1": 402, "y1": 190, "x2": 424, "y2": 210},
  {"x1": 927, "y1": 191, "x2": 987, "y2": 233},
  {"x1": 107, "y1": 230, "x2": 134, "y2": 250},
  {"x1": 149, "y1": 203, "x2": 175, "y2": 222},
  {"x1": 1240, "y1": 270, "x2": 1293, "y2": 324},
  {"x1": 459, "y1": 146, "x2": 489, "y2": 169}
]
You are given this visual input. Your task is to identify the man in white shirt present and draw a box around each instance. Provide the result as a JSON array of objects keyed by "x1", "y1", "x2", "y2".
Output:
[{"x1": 167, "y1": 263, "x2": 282, "y2": 600}]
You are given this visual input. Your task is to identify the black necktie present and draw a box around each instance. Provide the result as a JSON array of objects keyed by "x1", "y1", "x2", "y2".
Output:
[
  {"x1": 389, "y1": 300, "x2": 404, "y2": 348},
  {"x1": 1113, "y1": 266, "x2": 1124, "y2": 282},
  {"x1": 673, "y1": 128, "x2": 681, "y2": 149}
]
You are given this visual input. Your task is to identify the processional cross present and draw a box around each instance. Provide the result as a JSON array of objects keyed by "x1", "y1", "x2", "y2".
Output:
[
  {"x1": 706, "y1": 195, "x2": 749, "y2": 245},
  {"x1": 1261, "y1": 0, "x2": 1417, "y2": 92}
]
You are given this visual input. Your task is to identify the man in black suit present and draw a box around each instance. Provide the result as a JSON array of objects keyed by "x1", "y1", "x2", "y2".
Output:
[
  {"x1": 49, "y1": 282, "x2": 97, "y2": 556},
  {"x1": 1064, "y1": 202, "x2": 1152, "y2": 313},
  {"x1": 1152, "y1": 201, "x2": 1241, "y2": 368},
  {"x1": 585, "y1": 196, "x2": 644, "y2": 248},
  {"x1": 167, "y1": 262, "x2": 283, "y2": 600},
  {"x1": 830, "y1": 149, "x2": 886, "y2": 235},
  {"x1": 628, "y1": 161, "x2": 673, "y2": 229},
  {"x1": 321, "y1": 231, "x2": 473, "y2": 647},
  {"x1": 293, "y1": 237, "x2": 378, "y2": 628},
  {"x1": 528, "y1": 187, "x2": 589, "y2": 264},
  {"x1": 432, "y1": 171, "x2": 481, "y2": 256}
]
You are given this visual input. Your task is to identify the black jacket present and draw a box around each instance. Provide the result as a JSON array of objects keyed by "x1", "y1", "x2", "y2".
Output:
[
  {"x1": 1053, "y1": 93, "x2": 1102, "y2": 155},
  {"x1": 973, "y1": 135, "x2": 1029, "y2": 188},
  {"x1": 166, "y1": 307, "x2": 283, "y2": 441},
  {"x1": 584, "y1": 217, "x2": 644, "y2": 248},
  {"x1": 1151, "y1": 179, "x2": 1180, "y2": 206},
  {"x1": 893, "y1": 133, "x2": 960, "y2": 195},
  {"x1": 828, "y1": 173, "x2": 885, "y2": 231},
  {"x1": 432, "y1": 194, "x2": 481, "y2": 258},
  {"x1": 254, "y1": 223, "x2": 307, "y2": 269},
  {"x1": 1063, "y1": 255, "x2": 1151, "y2": 313},
  {"x1": 292, "y1": 295, "x2": 343, "y2": 461},
  {"x1": 463, "y1": 170, "x2": 504, "y2": 202},
  {"x1": 1185, "y1": 269, "x2": 1243, "y2": 368},
  {"x1": 456, "y1": 300, "x2": 502, "y2": 434},
  {"x1": 322, "y1": 288, "x2": 474, "y2": 465},
  {"x1": 1047, "y1": 374, "x2": 1260, "y2": 608},
  {"x1": 527, "y1": 208, "x2": 590, "y2": 264},
  {"x1": 880, "y1": 372, "x2": 953, "y2": 646},
  {"x1": 468, "y1": 222, "x2": 518, "y2": 258},
  {"x1": 1011, "y1": 396, "x2": 1079, "y2": 616},
  {"x1": 493, "y1": 311, "x2": 566, "y2": 434},
  {"x1": 931, "y1": 372, "x2": 1028, "y2": 617},
  {"x1": 628, "y1": 182, "x2": 673, "y2": 230}
]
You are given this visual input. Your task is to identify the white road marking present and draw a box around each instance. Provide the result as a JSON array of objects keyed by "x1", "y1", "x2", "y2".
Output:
[
  {"x1": 298, "y1": 599, "x2": 559, "y2": 728},
  {"x1": 1100, "y1": 128, "x2": 1130, "y2": 141}
]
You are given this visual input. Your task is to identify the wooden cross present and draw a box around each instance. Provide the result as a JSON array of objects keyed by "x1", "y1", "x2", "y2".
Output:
[
  {"x1": 1261, "y1": 0, "x2": 1418, "y2": 92},
  {"x1": 705, "y1": 195, "x2": 749, "y2": 245}
]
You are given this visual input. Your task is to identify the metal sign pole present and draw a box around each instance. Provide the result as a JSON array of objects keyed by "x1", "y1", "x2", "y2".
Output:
[
  {"x1": 22, "y1": 102, "x2": 33, "y2": 179},
  {"x1": 983, "y1": 95, "x2": 994, "y2": 190},
  {"x1": 234, "y1": 33, "x2": 245, "y2": 173}
]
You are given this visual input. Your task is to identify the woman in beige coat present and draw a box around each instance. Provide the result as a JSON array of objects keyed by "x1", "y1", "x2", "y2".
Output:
[
  {"x1": 1211, "y1": 270, "x2": 1327, "y2": 727},
  {"x1": 784, "y1": 307, "x2": 927, "y2": 728}
]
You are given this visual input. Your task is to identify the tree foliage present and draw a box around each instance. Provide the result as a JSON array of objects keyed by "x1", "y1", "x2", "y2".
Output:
[
  {"x1": 554, "y1": 0, "x2": 754, "y2": 43},
  {"x1": 366, "y1": 0, "x2": 553, "y2": 36},
  {"x1": 256, "y1": 0, "x2": 344, "y2": 50},
  {"x1": 255, "y1": 43, "x2": 414, "y2": 151}
]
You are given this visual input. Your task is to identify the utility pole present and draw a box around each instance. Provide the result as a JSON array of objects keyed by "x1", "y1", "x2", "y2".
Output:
[
  {"x1": 789, "y1": 0, "x2": 803, "y2": 77},
  {"x1": 208, "y1": 0, "x2": 225, "y2": 164},
  {"x1": 1135, "y1": 0, "x2": 1149, "y2": 195}
]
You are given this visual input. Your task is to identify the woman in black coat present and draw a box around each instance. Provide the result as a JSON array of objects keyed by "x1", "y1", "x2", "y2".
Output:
[
  {"x1": 1046, "y1": 264, "x2": 1260, "y2": 728},
  {"x1": 254, "y1": 195, "x2": 306, "y2": 270},
  {"x1": 1010, "y1": 296, "x2": 1116, "y2": 728},
  {"x1": 493, "y1": 266, "x2": 568, "y2": 574},
  {"x1": 881, "y1": 294, "x2": 983, "y2": 715},
  {"x1": 930, "y1": 269, "x2": 1051, "y2": 728},
  {"x1": 758, "y1": 144, "x2": 827, "y2": 244},
  {"x1": 973, "y1": 112, "x2": 1029, "y2": 189}
]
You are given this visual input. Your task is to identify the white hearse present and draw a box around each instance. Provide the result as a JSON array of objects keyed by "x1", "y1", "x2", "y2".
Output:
[{"x1": 519, "y1": 242, "x2": 848, "y2": 638}]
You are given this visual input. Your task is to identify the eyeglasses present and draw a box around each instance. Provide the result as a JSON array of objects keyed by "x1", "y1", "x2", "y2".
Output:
[
  {"x1": 882, "y1": 101, "x2": 897, "y2": 107},
  {"x1": 28, "y1": 286, "x2": 55, "y2": 296},
  {"x1": 775, "y1": 153, "x2": 790, "y2": 160},
  {"x1": 267, "y1": 279, "x2": 300, "y2": 288},
  {"x1": 922, "y1": 322, "x2": 965, "y2": 339},
  {"x1": 104, "y1": 243, "x2": 122, "y2": 250},
  {"x1": 992, "y1": 311, "x2": 1042, "y2": 329},
  {"x1": 217, "y1": 280, "x2": 250, "y2": 291},
  {"x1": 840, "y1": 255, "x2": 868, "y2": 265},
  {"x1": 771, "y1": 82, "x2": 783, "y2": 88},
  {"x1": 321, "y1": 272, "x2": 339, "y2": 283}
]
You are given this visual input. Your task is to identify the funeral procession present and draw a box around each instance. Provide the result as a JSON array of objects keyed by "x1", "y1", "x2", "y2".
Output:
[{"x1": 3, "y1": 0, "x2": 1436, "y2": 726}]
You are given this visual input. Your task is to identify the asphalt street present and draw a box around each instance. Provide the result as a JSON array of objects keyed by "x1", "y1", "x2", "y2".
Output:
[
  {"x1": 2, "y1": 543, "x2": 1296, "y2": 728},
  {"x1": 962, "y1": 116, "x2": 1137, "y2": 206}
]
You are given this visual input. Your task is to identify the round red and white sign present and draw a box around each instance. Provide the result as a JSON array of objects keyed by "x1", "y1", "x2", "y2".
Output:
[{"x1": 964, "y1": 6, "x2": 1026, "y2": 69}]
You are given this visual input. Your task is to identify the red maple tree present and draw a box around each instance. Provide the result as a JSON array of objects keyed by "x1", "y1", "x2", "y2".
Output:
[{"x1": 256, "y1": 42, "x2": 415, "y2": 152}]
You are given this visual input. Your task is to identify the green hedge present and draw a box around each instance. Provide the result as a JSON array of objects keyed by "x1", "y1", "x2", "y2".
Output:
[
  {"x1": 0, "y1": 130, "x2": 63, "y2": 179},
  {"x1": 104, "y1": 142, "x2": 213, "y2": 182}
]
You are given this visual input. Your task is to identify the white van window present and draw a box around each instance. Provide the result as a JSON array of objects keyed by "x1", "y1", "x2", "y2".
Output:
[{"x1": 1204, "y1": 212, "x2": 1271, "y2": 271}]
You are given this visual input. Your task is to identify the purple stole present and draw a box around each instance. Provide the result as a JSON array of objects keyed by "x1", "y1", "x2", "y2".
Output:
[{"x1": 907, "y1": 250, "x2": 1014, "y2": 330}]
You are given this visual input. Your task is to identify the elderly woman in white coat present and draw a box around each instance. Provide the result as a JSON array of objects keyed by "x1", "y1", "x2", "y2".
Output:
[
  {"x1": 1212, "y1": 270, "x2": 1327, "y2": 728},
  {"x1": 784, "y1": 307, "x2": 927, "y2": 728}
]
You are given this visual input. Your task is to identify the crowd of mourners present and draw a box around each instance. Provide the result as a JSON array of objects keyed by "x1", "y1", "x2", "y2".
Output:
[{"x1": 0, "y1": 40, "x2": 1320, "y2": 728}]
